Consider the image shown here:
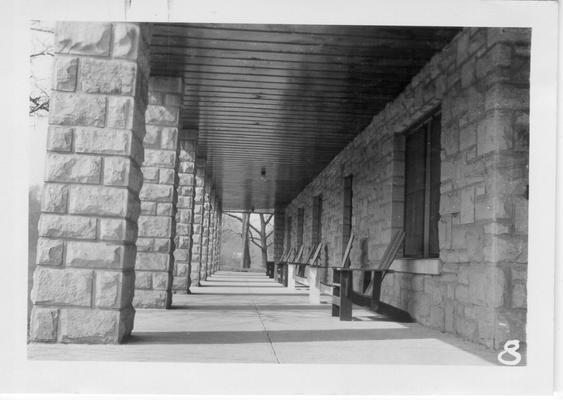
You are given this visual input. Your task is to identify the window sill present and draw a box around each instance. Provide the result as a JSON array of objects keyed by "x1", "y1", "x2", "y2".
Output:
[{"x1": 389, "y1": 258, "x2": 441, "y2": 275}]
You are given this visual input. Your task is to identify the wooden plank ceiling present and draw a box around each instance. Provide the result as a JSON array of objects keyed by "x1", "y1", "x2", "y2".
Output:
[{"x1": 150, "y1": 23, "x2": 460, "y2": 211}]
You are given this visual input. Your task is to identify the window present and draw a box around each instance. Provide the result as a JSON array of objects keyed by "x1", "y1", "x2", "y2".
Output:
[
  {"x1": 286, "y1": 216, "x2": 292, "y2": 250},
  {"x1": 403, "y1": 112, "x2": 441, "y2": 258},
  {"x1": 312, "y1": 195, "x2": 323, "y2": 245},
  {"x1": 297, "y1": 208, "x2": 304, "y2": 248}
]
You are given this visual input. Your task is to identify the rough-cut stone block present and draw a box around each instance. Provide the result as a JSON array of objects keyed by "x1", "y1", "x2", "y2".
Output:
[
  {"x1": 135, "y1": 271, "x2": 152, "y2": 289},
  {"x1": 47, "y1": 126, "x2": 73, "y2": 152},
  {"x1": 156, "y1": 203, "x2": 173, "y2": 216},
  {"x1": 143, "y1": 126, "x2": 161, "y2": 148},
  {"x1": 153, "y1": 238, "x2": 170, "y2": 252},
  {"x1": 66, "y1": 241, "x2": 134, "y2": 270},
  {"x1": 49, "y1": 92, "x2": 106, "y2": 127},
  {"x1": 59, "y1": 308, "x2": 122, "y2": 344},
  {"x1": 177, "y1": 196, "x2": 193, "y2": 209},
  {"x1": 75, "y1": 128, "x2": 131, "y2": 155},
  {"x1": 138, "y1": 215, "x2": 171, "y2": 238},
  {"x1": 53, "y1": 56, "x2": 78, "y2": 91},
  {"x1": 460, "y1": 186, "x2": 475, "y2": 224},
  {"x1": 179, "y1": 173, "x2": 194, "y2": 186},
  {"x1": 136, "y1": 237, "x2": 153, "y2": 252},
  {"x1": 56, "y1": 22, "x2": 111, "y2": 56},
  {"x1": 140, "y1": 183, "x2": 173, "y2": 202},
  {"x1": 80, "y1": 58, "x2": 137, "y2": 95},
  {"x1": 140, "y1": 201, "x2": 156, "y2": 215},
  {"x1": 141, "y1": 166, "x2": 159, "y2": 181},
  {"x1": 146, "y1": 105, "x2": 179, "y2": 126},
  {"x1": 107, "y1": 96, "x2": 134, "y2": 130},
  {"x1": 135, "y1": 252, "x2": 170, "y2": 271},
  {"x1": 172, "y1": 276, "x2": 188, "y2": 290},
  {"x1": 152, "y1": 272, "x2": 169, "y2": 290},
  {"x1": 68, "y1": 185, "x2": 129, "y2": 217},
  {"x1": 95, "y1": 270, "x2": 133, "y2": 308},
  {"x1": 36, "y1": 238, "x2": 64, "y2": 266},
  {"x1": 133, "y1": 290, "x2": 168, "y2": 308},
  {"x1": 511, "y1": 283, "x2": 527, "y2": 308},
  {"x1": 160, "y1": 127, "x2": 178, "y2": 149},
  {"x1": 41, "y1": 183, "x2": 68, "y2": 213},
  {"x1": 32, "y1": 267, "x2": 93, "y2": 306},
  {"x1": 159, "y1": 168, "x2": 175, "y2": 185},
  {"x1": 29, "y1": 307, "x2": 59, "y2": 342},
  {"x1": 38, "y1": 214, "x2": 96, "y2": 239},
  {"x1": 113, "y1": 23, "x2": 141, "y2": 59},
  {"x1": 144, "y1": 149, "x2": 176, "y2": 168},
  {"x1": 46, "y1": 153, "x2": 101, "y2": 184},
  {"x1": 176, "y1": 223, "x2": 191, "y2": 236},
  {"x1": 477, "y1": 110, "x2": 513, "y2": 156},
  {"x1": 483, "y1": 235, "x2": 527, "y2": 263},
  {"x1": 99, "y1": 218, "x2": 136, "y2": 242},
  {"x1": 175, "y1": 263, "x2": 189, "y2": 275},
  {"x1": 103, "y1": 157, "x2": 143, "y2": 191}
]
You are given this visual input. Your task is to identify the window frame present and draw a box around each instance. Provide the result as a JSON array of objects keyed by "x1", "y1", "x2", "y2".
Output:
[{"x1": 402, "y1": 110, "x2": 441, "y2": 259}]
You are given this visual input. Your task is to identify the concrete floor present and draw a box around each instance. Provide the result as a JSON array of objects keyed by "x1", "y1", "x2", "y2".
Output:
[{"x1": 28, "y1": 271, "x2": 499, "y2": 364}]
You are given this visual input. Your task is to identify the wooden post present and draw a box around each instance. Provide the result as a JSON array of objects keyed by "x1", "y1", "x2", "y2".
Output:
[
  {"x1": 370, "y1": 271, "x2": 383, "y2": 312},
  {"x1": 339, "y1": 269, "x2": 353, "y2": 321},
  {"x1": 309, "y1": 267, "x2": 321, "y2": 304},
  {"x1": 332, "y1": 270, "x2": 340, "y2": 317}
]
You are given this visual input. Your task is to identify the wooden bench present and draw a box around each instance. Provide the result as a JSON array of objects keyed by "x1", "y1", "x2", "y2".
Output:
[
  {"x1": 274, "y1": 248, "x2": 291, "y2": 284},
  {"x1": 308, "y1": 231, "x2": 406, "y2": 321}
]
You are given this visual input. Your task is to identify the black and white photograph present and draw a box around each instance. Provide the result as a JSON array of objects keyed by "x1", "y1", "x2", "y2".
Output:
[{"x1": 0, "y1": 0, "x2": 560, "y2": 397}]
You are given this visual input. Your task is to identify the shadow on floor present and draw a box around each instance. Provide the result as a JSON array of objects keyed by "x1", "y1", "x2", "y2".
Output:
[
  {"x1": 127, "y1": 327, "x2": 433, "y2": 345},
  {"x1": 198, "y1": 285, "x2": 283, "y2": 288},
  {"x1": 169, "y1": 304, "x2": 330, "y2": 311},
  {"x1": 186, "y1": 292, "x2": 310, "y2": 297}
]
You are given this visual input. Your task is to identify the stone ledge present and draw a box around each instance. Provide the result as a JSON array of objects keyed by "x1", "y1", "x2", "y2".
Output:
[{"x1": 389, "y1": 258, "x2": 441, "y2": 275}]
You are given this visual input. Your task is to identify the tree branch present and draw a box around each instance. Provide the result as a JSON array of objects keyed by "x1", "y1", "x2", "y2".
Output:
[
  {"x1": 30, "y1": 50, "x2": 54, "y2": 58},
  {"x1": 250, "y1": 239, "x2": 264, "y2": 250},
  {"x1": 225, "y1": 213, "x2": 244, "y2": 223},
  {"x1": 265, "y1": 214, "x2": 273, "y2": 225}
]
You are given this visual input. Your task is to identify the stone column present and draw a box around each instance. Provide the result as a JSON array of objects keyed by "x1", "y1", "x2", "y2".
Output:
[
  {"x1": 132, "y1": 77, "x2": 183, "y2": 309},
  {"x1": 200, "y1": 181, "x2": 212, "y2": 281},
  {"x1": 29, "y1": 22, "x2": 150, "y2": 344},
  {"x1": 172, "y1": 138, "x2": 197, "y2": 293},
  {"x1": 190, "y1": 158, "x2": 206, "y2": 286},
  {"x1": 213, "y1": 209, "x2": 223, "y2": 273},
  {"x1": 204, "y1": 193, "x2": 214, "y2": 279}
]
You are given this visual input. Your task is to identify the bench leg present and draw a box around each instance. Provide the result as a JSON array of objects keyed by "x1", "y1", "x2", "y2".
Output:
[
  {"x1": 287, "y1": 263, "x2": 296, "y2": 289},
  {"x1": 339, "y1": 270, "x2": 353, "y2": 321},
  {"x1": 371, "y1": 272, "x2": 383, "y2": 312},
  {"x1": 309, "y1": 267, "x2": 321, "y2": 304},
  {"x1": 332, "y1": 270, "x2": 340, "y2": 316}
]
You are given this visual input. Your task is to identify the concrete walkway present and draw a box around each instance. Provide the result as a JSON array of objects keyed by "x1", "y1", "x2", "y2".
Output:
[{"x1": 28, "y1": 271, "x2": 498, "y2": 364}]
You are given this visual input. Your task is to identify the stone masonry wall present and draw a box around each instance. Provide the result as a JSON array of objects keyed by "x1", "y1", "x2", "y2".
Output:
[
  {"x1": 283, "y1": 28, "x2": 530, "y2": 349},
  {"x1": 133, "y1": 77, "x2": 183, "y2": 309},
  {"x1": 190, "y1": 158, "x2": 206, "y2": 286},
  {"x1": 30, "y1": 22, "x2": 151, "y2": 343},
  {"x1": 172, "y1": 139, "x2": 197, "y2": 293}
]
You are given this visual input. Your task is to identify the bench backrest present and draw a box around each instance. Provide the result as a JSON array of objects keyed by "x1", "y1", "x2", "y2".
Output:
[{"x1": 379, "y1": 231, "x2": 406, "y2": 277}]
